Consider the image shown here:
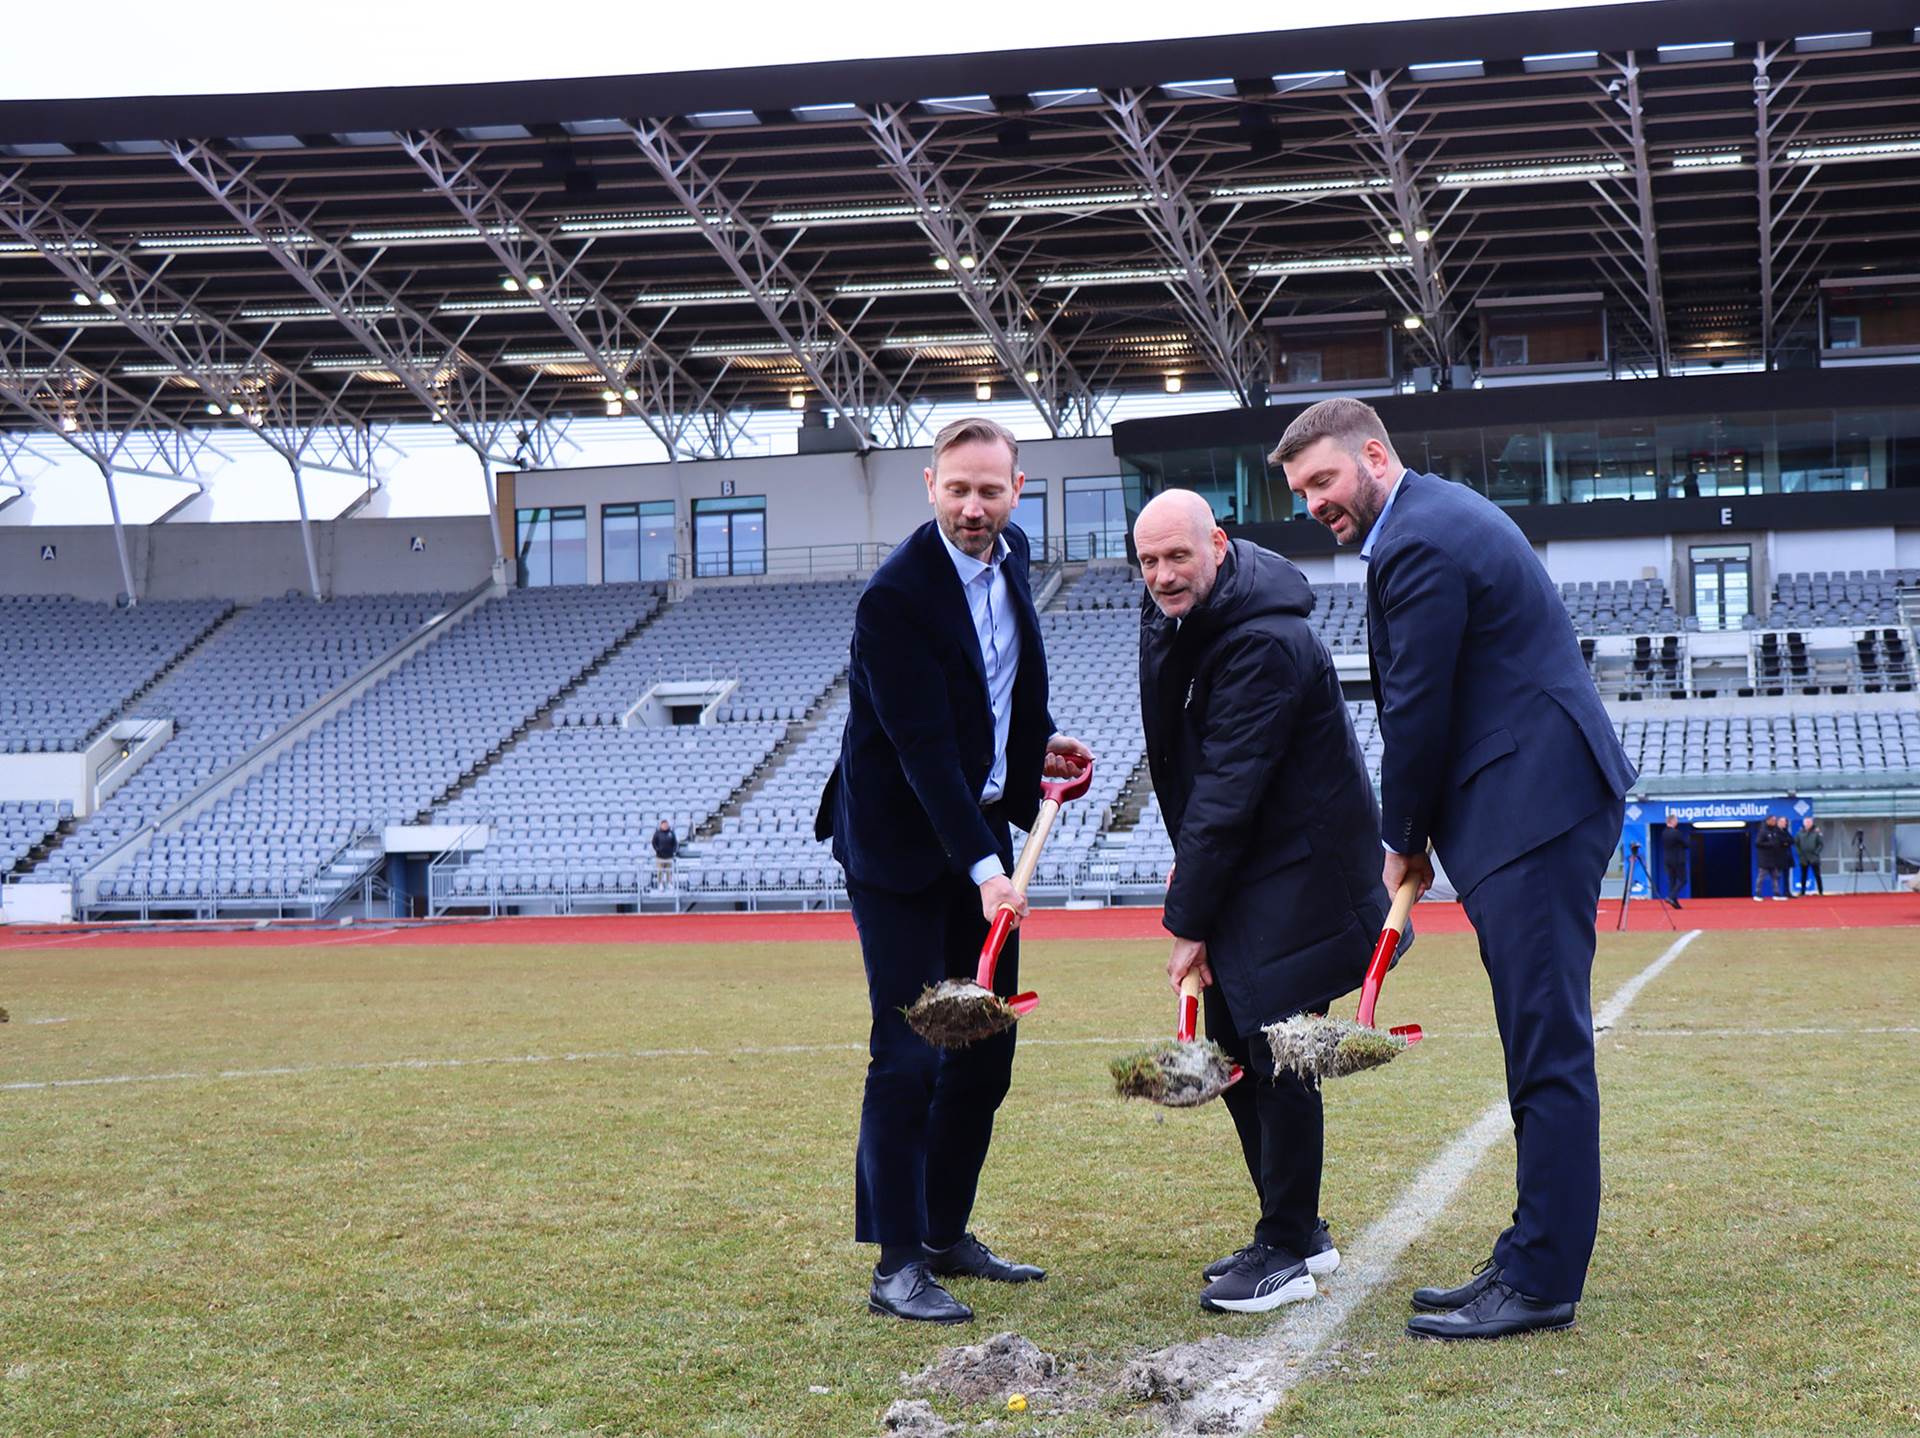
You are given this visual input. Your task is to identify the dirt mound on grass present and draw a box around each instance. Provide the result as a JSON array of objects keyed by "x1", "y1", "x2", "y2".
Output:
[
  {"x1": 1116, "y1": 1334, "x2": 1249, "y2": 1403},
  {"x1": 879, "y1": 1398, "x2": 962, "y2": 1436},
  {"x1": 904, "y1": 1330, "x2": 1060, "y2": 1405}
]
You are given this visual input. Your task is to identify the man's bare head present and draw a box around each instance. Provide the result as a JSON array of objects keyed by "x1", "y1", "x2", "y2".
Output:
[{"x1": 1134, "y1": 489, "x2": 1229, "y2": 619}]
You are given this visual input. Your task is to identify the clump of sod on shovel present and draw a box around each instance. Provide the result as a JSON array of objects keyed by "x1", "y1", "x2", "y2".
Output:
[
  {"x1": 1111, "y1": 972, "x2": 1242, "y2": 1107},
  {"x1": 906, "y1": 761, "x2": 1092, "y2": 1050},
  {"x1": 1267, "y1": 875, "x2": 1424, "y2": 1086}
]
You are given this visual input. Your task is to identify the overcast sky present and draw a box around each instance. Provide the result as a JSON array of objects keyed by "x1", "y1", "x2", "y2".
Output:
[{"x1": 7, "y1": 0, "x2": 1660, "y2": 101}]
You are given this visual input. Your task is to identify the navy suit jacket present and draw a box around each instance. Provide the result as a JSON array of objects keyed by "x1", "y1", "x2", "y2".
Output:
[
  {"x1": 1366, "y1": 471, "x2": 1637, "y2": 896},
  {"x1": 816, "y1": 520, "x2": 1055, "y2": 894}
]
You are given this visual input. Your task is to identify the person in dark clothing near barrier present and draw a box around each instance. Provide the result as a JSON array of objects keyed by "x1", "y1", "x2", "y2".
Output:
[
  {"x1": 1755, "y1": 816, "x2": 1789, "y2": 901},
  {"x1": 1134, "y1": 489, "x2": 1395, "y2": 1315},
  {"x1": 651, "y1": 818, "x2": 678, "y2": 886},
  {"x1": 1796, "y1": 817, "x2": 1825, "y2": 896},
  {"x1": 1660, "y1": 814, "x2": 1687, "y2": 909}
]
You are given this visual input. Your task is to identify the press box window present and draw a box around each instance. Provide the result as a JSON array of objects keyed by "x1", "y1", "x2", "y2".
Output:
[
  {"x1": 692, "y1": 494, "x2": 767, "y2": 577},
  {"x1": 604, "y1": 500, "x2": 675, "y2": 583}
]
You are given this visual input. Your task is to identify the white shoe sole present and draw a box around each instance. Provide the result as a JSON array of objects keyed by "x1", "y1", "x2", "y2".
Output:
[
  {"x1": 1306, "y1": 1246, "x2": 1341, "y2": 1276},
  {"x1": 1203, "y1": 1272, "x2": 1317, "y2": 1313}
]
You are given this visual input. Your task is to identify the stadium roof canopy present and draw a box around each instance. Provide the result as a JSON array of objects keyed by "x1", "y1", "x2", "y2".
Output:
[{"x1": 1, "y1": 0, "x2": 1917, "y2": 470}]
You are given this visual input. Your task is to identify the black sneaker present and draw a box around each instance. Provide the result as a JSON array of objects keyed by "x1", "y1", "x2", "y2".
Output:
[
  {"x1": 1202, "y1": 1219, "x2": 1338, "y2": 1282},
  {"x1": 1199, "y1": 1243, "x2": 1315, "y2": 1314},
  {"x1": 1303, "y1": 1219, "x2": 1340, "y2": 1277}
]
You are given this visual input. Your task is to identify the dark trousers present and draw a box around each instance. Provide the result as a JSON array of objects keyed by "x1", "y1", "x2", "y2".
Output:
[
  {"x1": 1461, "y1": 796, "x2": 1622, "y2": 1305},
  {"x1": 1203, "y1": 982, "x2": 1323, "y2": 1255},
  {"x1": 847, "y1": 846, "x2": 1016, "y2": 1250},
  {"x1": 1801, "y1": 861, "x2": 1823, "y2": 895}
]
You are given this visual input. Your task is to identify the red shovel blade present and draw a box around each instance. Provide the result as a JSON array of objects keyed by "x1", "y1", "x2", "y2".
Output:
[
  {"x1": 1224, "y1": 1063, "x2": 1245, "y2": 1090},
  {"x1": 1008, "y1": 992, "x2": 1040, "y2": 1017},
  {"x1": 1390, "y1": 1023, "x2": 1424, "y2": 1046}
]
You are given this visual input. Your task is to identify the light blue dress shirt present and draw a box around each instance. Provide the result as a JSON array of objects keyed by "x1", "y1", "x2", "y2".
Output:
[
  {"x1": 1359, "y1": 469, "x2": 1405, "y2": 564},
  {"x1": 938, "y1": 527, "x2": 1021, "y2": 884}
]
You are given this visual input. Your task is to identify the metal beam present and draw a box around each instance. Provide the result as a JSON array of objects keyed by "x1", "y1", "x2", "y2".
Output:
[
  {"x1": 865, "y1": 104, "x2": 1102, "y2": 437},
  {"x1": 0, "y1": 167, "x2": 383, "y2": 486},
  {"x1": 1753, "y1": 44, "x2": 1830, "y2": 369},
  {"x1": 1581, "y1": 54, "x2": 1671, "y2": 377},
  {"x1": 396, "y1": 130, "x2": 738, "y2": 460},
  {"x1": 1101, "y1": 89, "x2": 1269, "y2": 406},
  {"x1": 625, "y1": 119, "x2": 921, "y2": 451},
  {"x1": 0, "y1": 316, "x2": 213, "y2": 484},
  {"x1": 1350, "y1": 71, "x2": 1458, "y2": 370},
  {"x1": 168, "y1": 139, "x2": 569, "y2": 563}
]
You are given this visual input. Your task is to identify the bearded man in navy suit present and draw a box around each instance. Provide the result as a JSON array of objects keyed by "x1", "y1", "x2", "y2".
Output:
[
  {"x1": 817, "y1": 416, "x2": 1090, "y2": 1324},
  {"x1": 1276, "y1": 397, "x2": 1636, "y2": 1341}
]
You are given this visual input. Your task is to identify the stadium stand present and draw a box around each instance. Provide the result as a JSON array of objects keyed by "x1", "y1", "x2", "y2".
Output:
[
  {"x1": 8, "y1": 560, "x2": 1918, "y2": 918},
  {"x1": 1560, "y1": 579, "x2": 1681, "y2": 636},
  {"x1": 435, "y1": 721, "x2": 788, "y2": 906},
  {"x1": 30, "y1": 592, "x2": 454, "y2": 888},
  {"x1": 555, "y1": 579, "x2": 862, "y2": 726},
  {"x1": 100, "y1": 583, "x2": 659, "y2": 908},
  {"x1": 0, "y1": 596, "x2": 232, "y2": 752},
  {"x1": 1768, "y1": 570, "x2": 1918, "y2": 628},
  {"x1": 2, "y1": 800, "x2": 69, "y2": 874}
]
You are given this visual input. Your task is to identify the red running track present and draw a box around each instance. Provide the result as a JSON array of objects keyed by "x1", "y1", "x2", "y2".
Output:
[{"x1": 1, "y1": 893, "x2": 1912, "y2": 951}]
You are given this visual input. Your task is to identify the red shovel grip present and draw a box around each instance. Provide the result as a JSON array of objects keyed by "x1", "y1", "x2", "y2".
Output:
[{"x1": 1355, "y1": 875, "x2": 1419, "y2": 1031}]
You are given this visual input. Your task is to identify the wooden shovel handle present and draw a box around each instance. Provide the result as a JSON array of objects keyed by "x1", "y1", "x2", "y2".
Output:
[
  {"x1": 1355, "y1": 875, "x2": 1419, "y2": 1031},
  {"x1": 1176, "y1": 969, "x2": 1203, "y2": 1044}
]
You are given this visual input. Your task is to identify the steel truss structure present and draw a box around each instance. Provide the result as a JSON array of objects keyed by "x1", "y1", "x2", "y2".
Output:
[{"x1": 0, "y1": 0, "x2": 1914, "y2": 450}]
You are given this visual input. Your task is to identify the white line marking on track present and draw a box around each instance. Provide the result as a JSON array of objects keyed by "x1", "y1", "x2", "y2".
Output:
[
  {"x1": 1171, "y1": 929, "x2": 1705, "y2": 1437},
  {"x1": 0, "y1": 1034, "x2": 1149, "y2": 1094}
]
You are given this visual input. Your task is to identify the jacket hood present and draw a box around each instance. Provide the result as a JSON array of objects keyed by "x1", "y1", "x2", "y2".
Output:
[{"x1": 1142, "y1": 537, "x2": 1315, "y2": 640}]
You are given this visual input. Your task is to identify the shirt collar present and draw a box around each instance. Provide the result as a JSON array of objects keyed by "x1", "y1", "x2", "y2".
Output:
[
  {"x1": 1359, "y1": 470, "x2": 1407, "y2": 562},
  {"x1": 938, "y1": 525, "x2": 1009, "y2": 582}
]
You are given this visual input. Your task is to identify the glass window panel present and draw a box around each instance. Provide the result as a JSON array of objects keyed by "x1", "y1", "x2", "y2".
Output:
[
  {"x1": 515, "y1": 507, "x2": 551, "y2": 588},
  {"x1": 1010, "y1": 479, "x2": 1046, "y2": 548},
  {"x1": 602, "y1": 503, "x2": 639, "y2": 584},
  {"x1": 693, "y1": 511, "x2": 731, "y2": 577},
  {"x1": 639, "y1": 501, "x2": 675, "y2": 581},
  {"x1": 1064, "y1": 476, "x2": 1128, "y2": 560},
  {"x1": 732, "y1": 510, "x2": 766, "y2": 575},
  {"x1": 550, "y1": 507, "x2": 587, "y2": 586}
]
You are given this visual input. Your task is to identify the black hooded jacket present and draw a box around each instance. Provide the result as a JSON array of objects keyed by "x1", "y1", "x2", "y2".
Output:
[{"x1": 1141, "y1": 540, "x2": 1395, "y2": 1036}]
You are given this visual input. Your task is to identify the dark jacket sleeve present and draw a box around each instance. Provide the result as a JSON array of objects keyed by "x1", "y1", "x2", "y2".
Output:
[
  {"x1": 856, "y1": 587, "x2": 999, "y2": 876},
  {"x1": 1370, "y1": 533, "x2": 1470, "y2": 855},
  {"x1": 1162, "y1": 633, "x2": 1301, "y2": 940}
]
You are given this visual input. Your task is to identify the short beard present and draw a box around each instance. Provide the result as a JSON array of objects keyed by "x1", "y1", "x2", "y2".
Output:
[
  {"x1": 940, "y1": 513, "x2": 1003, "y2": 558},
  {"x1": 1341, "y1": 465, "x2": 1390, "y2": 541}
]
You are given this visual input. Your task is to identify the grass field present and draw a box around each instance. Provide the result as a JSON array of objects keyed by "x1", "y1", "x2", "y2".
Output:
[{"x1": 4, "y1": 926, "x2": 1918, "y2": 1437}]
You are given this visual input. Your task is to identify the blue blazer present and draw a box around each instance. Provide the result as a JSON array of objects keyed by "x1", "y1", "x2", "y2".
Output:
[
  {"x1": 1366, "y1": 471, "x2": 1637, "y2": 896},
  {"x1": 816, "y1": 520, "x2": 1055, "y2": 894}
]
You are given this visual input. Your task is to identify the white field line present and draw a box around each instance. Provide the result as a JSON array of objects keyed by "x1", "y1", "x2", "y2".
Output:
[
  {"x1": 1172, "y1": 929, "x2": 1705, "y2": 1437},
  {"x1": 4, "y1": 1002, "x2": 1910, "y2": 1098},
  {"x1": 0, "y1": 1034, "x2": 1152, "y2": 1094}
]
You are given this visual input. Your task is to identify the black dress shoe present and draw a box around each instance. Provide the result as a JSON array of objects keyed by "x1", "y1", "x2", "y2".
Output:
[
  {"x1": 1405, "y1": 1280, "x2": 1576, "y2": 1341},
  {"x1": 1410, "y1": 1258, "x2": 1501, "y2": 1312},
  {"x1": 869, "y1": 1262, "x2": 973, "y2": 1324},
  {"x1": 924, "y1": 1232, "x2": 1045, "y2": 1283}
]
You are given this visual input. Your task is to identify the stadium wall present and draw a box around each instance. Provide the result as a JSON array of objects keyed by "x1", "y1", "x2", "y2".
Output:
[
  {"x1": 510, "y1": 435, "x2": 1120, "y2": 579},
  {"x1": 0, "y1": 517, "x2": 494, "y2": 601}
]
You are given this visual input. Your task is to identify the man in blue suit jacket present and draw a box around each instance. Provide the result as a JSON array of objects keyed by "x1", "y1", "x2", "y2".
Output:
[
  {"x1": 1276, "y1": 398, "x2": 1636, "y2": 1341},
  {"x1": 816, "y1": 416, "x2": 1090, "y2": 1324}
]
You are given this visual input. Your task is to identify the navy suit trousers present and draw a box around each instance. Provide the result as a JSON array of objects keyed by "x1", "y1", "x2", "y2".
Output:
[
  {"x1": 848, "y1": 855, "x2": 1018, "y2": 1249},
  {"x1": 1464, "y1": 796, "x2": 1624, "y2": 1304}
]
